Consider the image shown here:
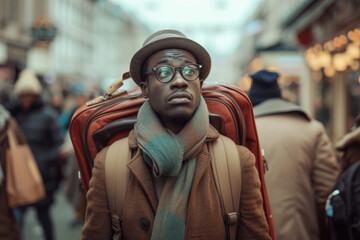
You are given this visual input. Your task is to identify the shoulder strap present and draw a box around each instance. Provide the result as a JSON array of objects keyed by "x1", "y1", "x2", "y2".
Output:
[
  {"x1": 209, "y1": 135, "x2": 241, "y2": 240},
  {"x1": 105, "y1": 137, "x2": 131, "y2": 240}
]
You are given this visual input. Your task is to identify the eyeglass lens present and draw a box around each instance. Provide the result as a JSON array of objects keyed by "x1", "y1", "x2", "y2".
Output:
[{"x1": 155, "y1": 64, "x2": 200, "y2": 83}]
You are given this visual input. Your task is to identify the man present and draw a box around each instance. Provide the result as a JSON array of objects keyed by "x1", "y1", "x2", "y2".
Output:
[
  {"x1": 81, "y1": 30, "x2": 271, "y2": 239},
  {"x1": 248, "y1": 69, "x2": 339, "y2": 240},
  {"x1": 5, "y1": 69, "x2": 63, "y2": 240}
]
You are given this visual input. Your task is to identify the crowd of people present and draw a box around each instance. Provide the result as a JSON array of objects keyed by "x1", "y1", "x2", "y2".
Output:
[
  {"x1": 0, "y1": 70, "x2": 95, "y2": 240},
  {"x1": 0, "y1": 29, "x2": 359, "y2": 240}
]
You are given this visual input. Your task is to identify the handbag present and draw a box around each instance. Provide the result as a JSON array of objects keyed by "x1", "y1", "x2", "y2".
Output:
[{"x1": 6, "y1": 128, "x2": 46, "y2": 207}]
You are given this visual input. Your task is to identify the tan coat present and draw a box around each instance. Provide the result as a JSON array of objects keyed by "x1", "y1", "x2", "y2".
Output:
[
  {"x1": 81, "y1": 126, "x2": 271, "y2": 240},
  {"x1": 254, "y1": 99, "x2": 339, "y2": 240}
]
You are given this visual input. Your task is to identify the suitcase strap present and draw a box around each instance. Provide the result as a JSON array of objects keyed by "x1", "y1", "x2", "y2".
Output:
[
  {"x1": 105, "y1": 137, "x2": 131, "y2": 240},
  {"x1": 209, "y1": 135, "x2": 241, "y2": 240}
]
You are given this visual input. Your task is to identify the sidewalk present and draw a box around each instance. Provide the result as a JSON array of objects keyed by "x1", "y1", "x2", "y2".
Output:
[{"x1": 23, "y1": 185, "x2": 82, "y2": 240}]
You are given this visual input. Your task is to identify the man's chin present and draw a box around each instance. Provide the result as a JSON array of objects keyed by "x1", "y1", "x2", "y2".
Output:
[{"x1": 167, "y1": 112, "x2": 193, "y2": 123}]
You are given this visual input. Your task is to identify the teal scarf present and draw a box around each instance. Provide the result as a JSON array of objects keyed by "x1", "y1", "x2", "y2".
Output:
[{"x1": 134, "y1": 97, "x2": 209, "y2": 240}]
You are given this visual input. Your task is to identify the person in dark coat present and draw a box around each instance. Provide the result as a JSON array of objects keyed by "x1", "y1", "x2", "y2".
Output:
[{"x1": 5, "y1": 69, "x2": 63, "y2": 240}]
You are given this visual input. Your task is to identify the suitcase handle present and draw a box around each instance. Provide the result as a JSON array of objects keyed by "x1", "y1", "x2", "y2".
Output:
[{"x1": 86, "y1": 72, "x2": 131, "y2": 106}]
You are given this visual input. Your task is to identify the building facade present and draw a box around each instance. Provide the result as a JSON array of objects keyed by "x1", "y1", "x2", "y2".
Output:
[{"x1": 0, "y1": 0, "x2": 148, "y2": 97}]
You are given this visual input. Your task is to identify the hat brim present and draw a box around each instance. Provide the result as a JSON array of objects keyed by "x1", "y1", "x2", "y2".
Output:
[{"x1": 130, "y1": 37, "x2": 211, "y2": 85}]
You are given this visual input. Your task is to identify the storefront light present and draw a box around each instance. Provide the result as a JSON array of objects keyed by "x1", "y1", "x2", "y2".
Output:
[
  {"x1": 307, "y1": 58, "x2": 322, "y2": 71},
  {"x1": 324, "y1": 41, "x2": 335, "y2": 52},
  {"x1": 339, "y1": 35, "x2": 348, "y2": 45},
  {"x1": 354, "y1": 29, "x2": 360, "y2": 39},
  {"x1": 333, "y1": 37, "x2": 342, "y2": 48},
  {"x1": 348, "y1": 31, "x2": 355, "y2": 41},
  {"x1": 319, "y1": 51, "x2": 331, "y2": 68},
  {"x1": 333, "y1": 53, "x2": 348, "y2": 71},
  {"x1": 314, "y1": 44, "x2": 322, "y2": 52},
  {"x1": 324, "y1": 66, "x2": 335, "y2": 78},
  {"x1": 347, "y1": 43, "x2": 360, "y2": 58}
]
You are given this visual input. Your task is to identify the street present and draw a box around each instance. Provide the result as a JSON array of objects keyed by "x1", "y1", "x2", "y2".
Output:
[{"x1": 23, "y1": 185, "x2": 82, "y2": 240}]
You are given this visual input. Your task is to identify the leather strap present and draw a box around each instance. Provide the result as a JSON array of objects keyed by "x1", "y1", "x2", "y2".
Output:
[
  {"x1": 209, "y1": 135, "x2": 241, "y2": 240},
  {"x1": 105, "y1": 137, "x2": 131, "y2": 240}
]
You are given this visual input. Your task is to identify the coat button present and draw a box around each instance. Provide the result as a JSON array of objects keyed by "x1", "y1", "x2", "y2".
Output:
[{"x1": 140, "y1": 218, "x2": 150, "y2": 231}]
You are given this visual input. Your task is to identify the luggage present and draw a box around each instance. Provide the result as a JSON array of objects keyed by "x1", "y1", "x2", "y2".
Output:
[{"x1": 69, "y1": 75, "x2": 276, "y2": 239}]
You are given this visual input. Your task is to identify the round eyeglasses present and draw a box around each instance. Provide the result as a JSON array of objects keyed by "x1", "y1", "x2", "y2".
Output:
[{"x1": 145, "y1": 63, "x2": 202, "y2": 83}]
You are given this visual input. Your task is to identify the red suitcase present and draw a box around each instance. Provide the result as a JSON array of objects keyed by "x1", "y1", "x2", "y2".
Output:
[{"x1": 69, "y1": 79, "x2": 275, "y2": 239}]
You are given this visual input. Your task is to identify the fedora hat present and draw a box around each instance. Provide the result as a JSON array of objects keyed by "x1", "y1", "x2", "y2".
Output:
[{"x1": 130, "y1": 29, "x2": 211, "y2": 85}]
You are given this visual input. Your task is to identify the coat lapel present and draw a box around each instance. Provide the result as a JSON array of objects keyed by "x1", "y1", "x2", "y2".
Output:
[
  {"x1": 127, "y1": 149, "x2": 158, "y2": 212},
  {"x1": 189, "y1": 145, "x2": 212, "y2": 200}
]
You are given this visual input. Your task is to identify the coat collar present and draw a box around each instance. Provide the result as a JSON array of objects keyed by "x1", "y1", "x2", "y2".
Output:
[{"x1": 253, "y1": 98, "x2": 311, "y2": 120}]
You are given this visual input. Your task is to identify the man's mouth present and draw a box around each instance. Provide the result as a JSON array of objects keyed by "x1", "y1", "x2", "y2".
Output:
[{"x1": 168, "y1": 92, "x2": 192, "y2": 104}]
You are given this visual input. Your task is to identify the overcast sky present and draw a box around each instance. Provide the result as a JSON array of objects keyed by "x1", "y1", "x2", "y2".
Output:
[{"x1": 111, "y1": 0, "x2": 263, "y2": 57}]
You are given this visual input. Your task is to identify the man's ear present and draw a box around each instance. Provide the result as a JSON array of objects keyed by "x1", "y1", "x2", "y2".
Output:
[{"x1": 139, "y1": 81, "x2": 149, "y2": 98}]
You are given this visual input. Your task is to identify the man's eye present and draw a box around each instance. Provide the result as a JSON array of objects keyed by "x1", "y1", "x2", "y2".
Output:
[
  {"x1": 183, "y1": 69, "x2": 195, "y2": 75},
  {"x1": 158, "y1": 70, "x2": 171, "y2": 78}
]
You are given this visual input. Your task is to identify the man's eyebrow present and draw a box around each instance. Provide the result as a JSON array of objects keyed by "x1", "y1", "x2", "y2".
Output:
[
  {"x1": 156, "y1": 59, "x2": 170, "y2": 65},
  {"x1": 155, "y1": 59, "x2": 194, "y2": 65}
]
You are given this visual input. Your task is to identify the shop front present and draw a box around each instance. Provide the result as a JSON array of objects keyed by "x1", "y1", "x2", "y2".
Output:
[{"x1": 292, "y1": 0, "x2": 360, "y2": 141}]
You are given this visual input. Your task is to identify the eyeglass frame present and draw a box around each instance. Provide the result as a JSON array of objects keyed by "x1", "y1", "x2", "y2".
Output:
[{"x1": 144, "y1": 63, "x2": 203, "y2": 83}]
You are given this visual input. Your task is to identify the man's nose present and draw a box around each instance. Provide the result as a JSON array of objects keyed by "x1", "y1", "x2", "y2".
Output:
[{"x1": 170, "y1": 71, "x2": 188, "y2": 88}]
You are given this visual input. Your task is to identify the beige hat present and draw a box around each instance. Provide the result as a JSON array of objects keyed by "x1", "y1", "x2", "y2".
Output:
[
  {"x1": 130, "y1": 29, "x2": 211, "y2": 86},
  {"x1": 14, "y1": 69, "x2": 42, "y2": 96}
]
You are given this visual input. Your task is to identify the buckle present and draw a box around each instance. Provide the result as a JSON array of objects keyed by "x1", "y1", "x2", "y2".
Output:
[{"x1": 224, "y1": 212, "x2": 238, "y2": 225}]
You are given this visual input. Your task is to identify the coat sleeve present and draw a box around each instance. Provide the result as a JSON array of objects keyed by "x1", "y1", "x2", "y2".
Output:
[
  {"x1": 311, "y1": 124, "x2": 339, "y2": 240},
  {"x1": 312, "y1": 124, "x2": 339, "y2": 207},
  {"x1": 237, "y1": 146, "x2": 272, "y2": 240},
  {"x1": 81, "y1": 148, "x2": 113, "y2": 240}
]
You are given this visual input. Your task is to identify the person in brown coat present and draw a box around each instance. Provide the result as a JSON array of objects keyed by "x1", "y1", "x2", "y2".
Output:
[
  {"x1": 248, "y1": 69, "x2": 339, "y2": 240},
  {"x1": 81, "y1": 30, "x2": 271, "y2": 240},
  {"x1": 0, "y1": 104, "x2": 22, "y2": 240}
]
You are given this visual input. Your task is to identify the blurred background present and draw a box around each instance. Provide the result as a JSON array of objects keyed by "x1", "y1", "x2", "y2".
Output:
[{"x1": 0, "y1": 0, "x2": 359, "y2": 238}]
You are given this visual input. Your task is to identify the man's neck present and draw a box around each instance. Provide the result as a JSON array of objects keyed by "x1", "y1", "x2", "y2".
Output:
[{"x1": 160, "y1": 117, "x2": 186, "y2": 134}]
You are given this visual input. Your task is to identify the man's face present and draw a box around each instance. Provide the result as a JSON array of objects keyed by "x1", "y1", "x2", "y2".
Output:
[{"x1": 140, "y1": 49, "x2": 204, "y2": 127}]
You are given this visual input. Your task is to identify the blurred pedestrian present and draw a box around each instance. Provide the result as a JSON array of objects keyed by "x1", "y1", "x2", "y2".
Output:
[
  {"x1": 326, "y1": 115, "x2": 360, "y2": 240},
  {"x1": 248, "y1": 69, "x2": 339, "y2": 240},
  {"x1": 0, "y1": 104, "x2": 21, "y2": 240},
  {"x1": 5, "y1": 69, "x2": 63, "y2": 240},
  {"x1": 335, "y1": 115, "x2": 360, "y2": 173},
  {"x1": 60, "y1": 82, "x2": 92, "y2": 228}
]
